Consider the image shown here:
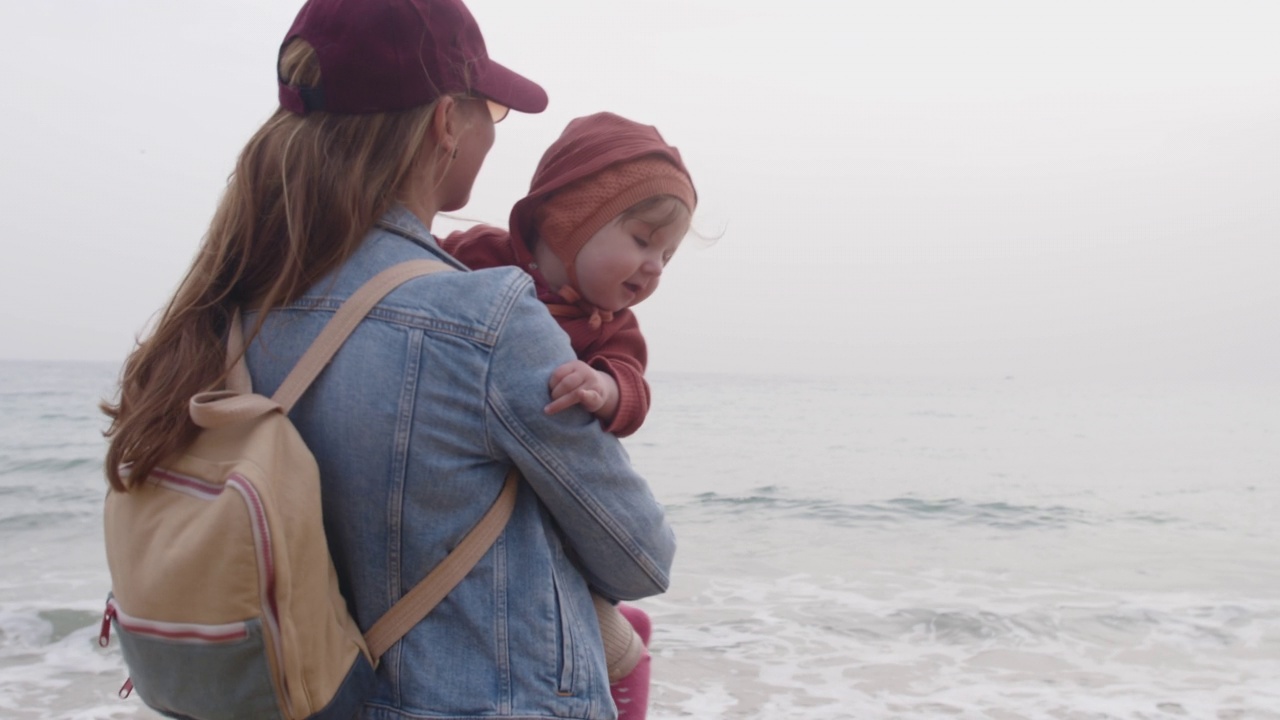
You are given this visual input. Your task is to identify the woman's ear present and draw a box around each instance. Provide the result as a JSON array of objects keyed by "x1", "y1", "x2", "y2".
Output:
[{"x1": 431, "y1": 95, "x2": 459, "y2": 153}]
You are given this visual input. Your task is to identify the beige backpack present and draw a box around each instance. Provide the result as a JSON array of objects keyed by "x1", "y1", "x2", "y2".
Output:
[{"x1": 100, "y1": 260, "x2": 517, "y2": 719}]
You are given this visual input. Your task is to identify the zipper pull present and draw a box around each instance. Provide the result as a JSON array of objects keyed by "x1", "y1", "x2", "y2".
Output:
[
  {"x1": 99, "y1": 603, "x2": 115, "y2": 647},
  {"x1": 118, "y1": 677, "x2": 134, "y2": 699}
]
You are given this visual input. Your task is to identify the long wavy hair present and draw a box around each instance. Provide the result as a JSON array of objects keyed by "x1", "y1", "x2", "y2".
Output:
[{"x1": 101, "y1": 40, "x2": 442, "y2": 491}]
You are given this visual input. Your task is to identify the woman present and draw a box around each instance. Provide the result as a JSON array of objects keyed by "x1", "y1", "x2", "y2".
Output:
[{"x1": 102, "y1": 1, "x2": 675, "y2": 718}]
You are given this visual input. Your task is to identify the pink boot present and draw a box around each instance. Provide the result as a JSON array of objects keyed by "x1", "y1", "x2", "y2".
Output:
[{"x1": 611, "y1": 604, "x2": 652, "y2": 719}]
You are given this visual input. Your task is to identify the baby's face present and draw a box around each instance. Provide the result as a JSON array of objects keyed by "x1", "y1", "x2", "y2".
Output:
[{"x1": 574, "y1": 211, "x2": 691, "y2": 312}]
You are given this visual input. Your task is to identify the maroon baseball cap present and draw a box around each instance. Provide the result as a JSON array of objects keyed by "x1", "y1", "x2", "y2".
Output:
[{"x1": 278, "y1": 0, "x2": 548, "y2": 116}]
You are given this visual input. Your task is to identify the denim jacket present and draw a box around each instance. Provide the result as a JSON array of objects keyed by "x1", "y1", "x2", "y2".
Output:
[{"x1": 244, "y1": 206, "x2": 676, "y2": 719}]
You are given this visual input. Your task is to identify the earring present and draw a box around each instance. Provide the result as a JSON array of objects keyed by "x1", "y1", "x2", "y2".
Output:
[{"x1": 452, "y1": 147, "x2": 458, "y2": 160}]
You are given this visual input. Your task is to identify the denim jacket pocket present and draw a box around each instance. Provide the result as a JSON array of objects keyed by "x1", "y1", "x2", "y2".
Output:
[{"x1": 549, "y1": 560, "x2": 578, "y2": 696}]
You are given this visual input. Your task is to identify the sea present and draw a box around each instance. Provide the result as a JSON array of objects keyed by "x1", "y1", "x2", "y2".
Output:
[{"x1": 0, "y1": 359, "x2": 1276, "y2": 719}]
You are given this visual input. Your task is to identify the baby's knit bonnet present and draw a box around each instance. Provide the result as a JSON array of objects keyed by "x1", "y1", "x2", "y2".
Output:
[{"x1": 534, "y1": 156, "x2": 697, "y2": 288}]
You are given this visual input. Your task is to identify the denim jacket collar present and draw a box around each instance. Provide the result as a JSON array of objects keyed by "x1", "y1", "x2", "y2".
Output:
[{"x1": 375, "y1": 204, "x2": 470, "y2": 272}]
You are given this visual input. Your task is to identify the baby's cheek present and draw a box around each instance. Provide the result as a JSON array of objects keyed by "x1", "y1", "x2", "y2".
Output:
[{"x1": 646, "y1": 277, "x2": 662, "y2": 295}]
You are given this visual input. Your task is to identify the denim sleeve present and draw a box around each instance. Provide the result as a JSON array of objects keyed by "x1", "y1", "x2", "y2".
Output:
[{"x1": 484, "y1": 282, "x2": 676, "y2": 601}]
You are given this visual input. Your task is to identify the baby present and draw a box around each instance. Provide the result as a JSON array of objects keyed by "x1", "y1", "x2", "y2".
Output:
[{"x1": 444, "y1": 111, "x2": 696, "y2": 719}]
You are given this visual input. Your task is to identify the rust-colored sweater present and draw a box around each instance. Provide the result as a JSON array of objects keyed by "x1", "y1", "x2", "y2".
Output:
[
  {"x1": 442, "y1": 113, "x2": 693, "y2": 438},
  {"x1": 445, "y1": 114, "x2": 696, "y2": 435},
  {"x1": 440, "y1": 226, "x2": 650, "y2": 437}
]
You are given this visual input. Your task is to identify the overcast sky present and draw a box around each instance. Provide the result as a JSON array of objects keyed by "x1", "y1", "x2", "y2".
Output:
[{"x1": 1, "y1": 1, "x2": 1277, "y2": 382}]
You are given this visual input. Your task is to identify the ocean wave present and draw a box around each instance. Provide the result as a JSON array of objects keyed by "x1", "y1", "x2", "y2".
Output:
[
  {"x1": 0, "y1": 389, "x2": 83, "y2": 398},
  {"x1": 682, "y1": 490, "x2": 1181, "y2": 530},
  {"x1": 0, "y1": 456, "x2": 100, "y2": 476},
  {"x1": 0, "y1": 607, "x2": 103, "y2": 649},
  {"x1": 0, "y1": 510, "x2": 92, "y2": 531},
  {"x1": 36, "y1": 411, "x2": 102, "y2": 422},
  {"x1": 0, "y1": 605, "x2": 126, "y2": 719},
  {"x1": 0, "y1": 480, "x2": 102, "y2": 503},
  {"x1": 649, "y1": 571, "x2": 1280, "y2": 719}
]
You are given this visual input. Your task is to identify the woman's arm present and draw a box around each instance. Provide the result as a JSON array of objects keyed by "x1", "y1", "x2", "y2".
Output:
[{"x1": 483, "y1": 287, "x2": 675, "y2": 601}]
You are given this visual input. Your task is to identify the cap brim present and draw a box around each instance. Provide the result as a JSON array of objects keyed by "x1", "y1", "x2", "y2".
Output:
[{"x1": 473, "y1": 58, "x2": 548, "y2": 114}]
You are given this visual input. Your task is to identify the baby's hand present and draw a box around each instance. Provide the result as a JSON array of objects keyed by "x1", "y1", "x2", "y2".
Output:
[{"x1": 545, "y1": 360, "x2": 618, "y2": 419}]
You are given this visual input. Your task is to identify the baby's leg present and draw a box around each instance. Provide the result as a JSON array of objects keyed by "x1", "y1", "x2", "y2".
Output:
[{"x1": 611, "y1": 603, "x2": 652, "y2": 719}]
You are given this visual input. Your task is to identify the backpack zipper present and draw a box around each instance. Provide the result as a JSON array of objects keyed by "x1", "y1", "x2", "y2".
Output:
[{"x1": 101, "y1": 598, "x2": 250, "y2": 645}]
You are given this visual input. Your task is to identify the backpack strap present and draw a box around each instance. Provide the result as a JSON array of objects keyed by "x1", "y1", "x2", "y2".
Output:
[
  {"x1": 272, "y1": 259, "x2": 453, "y2": 412},
  {"x1": 194, "y1": 260, "x2": 452, "y2": 429},
  {"x1": 191, "y1": 308, "x2": 277, "y2": 429},
  {"x1": 364, "y1": 467, "x2": 520, "y2": 660},
  {"x1": 209, "y1": 259, "x2": 519, "y2": 660},
  {"x1": 308, "y1": 263, "x2": 521, "y2": 658},
  {"x1": 258, "y1": 258, "x2": 521, "y2": 660},
  {"x1": 226, "y1": 310, "x2": 253, "y2": 395}
]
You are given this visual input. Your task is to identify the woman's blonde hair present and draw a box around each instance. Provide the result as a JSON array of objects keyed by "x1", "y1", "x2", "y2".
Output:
[{"x1": 102, "y1": 40, "x2": 442, "y2": 491}]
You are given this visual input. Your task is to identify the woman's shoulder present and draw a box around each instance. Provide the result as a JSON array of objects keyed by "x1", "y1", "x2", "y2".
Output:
[
  {"x1": 385, "y1": 262, "x2": 541, "y2": 346},
  {"x1": 284, "y1": 231, "x2": 539, "y2": 348}
]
